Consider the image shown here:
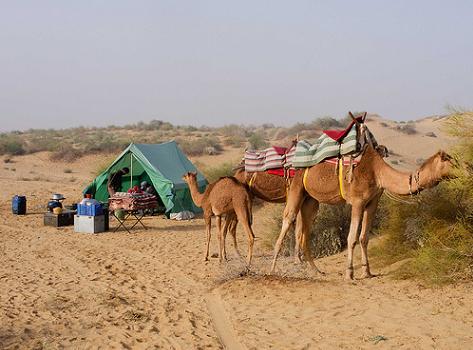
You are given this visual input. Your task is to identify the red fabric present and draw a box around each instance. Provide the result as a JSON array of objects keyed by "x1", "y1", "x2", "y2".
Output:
[
  {"x1": 266, "y1": 168, "x2": 296, "y2": 178},
  {"x1": 323, "y1": 116, "x2": 363, "y2": 141},
  {"x1": 272, "y1": 146, "x2": 287, "y2": 156},
  {"x1": 127, "y1": 186, "x2": 142, "y2": 194}
]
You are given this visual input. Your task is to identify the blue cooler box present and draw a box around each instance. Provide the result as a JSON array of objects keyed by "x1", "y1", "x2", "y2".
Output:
[{"x1": 77, "y1": 203, "x2": 103, "y2": 216}]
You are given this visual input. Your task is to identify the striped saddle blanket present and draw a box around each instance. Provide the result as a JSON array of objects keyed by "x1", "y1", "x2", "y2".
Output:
[
  {"x1": 292, "y1": 124, "x2": 377, "y2": 168},
  {"x1": 244, "y1": 145, "x2": 296, "y2": 173}
]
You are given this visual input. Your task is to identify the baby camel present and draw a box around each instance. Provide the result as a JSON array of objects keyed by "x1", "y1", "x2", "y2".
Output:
[{"x1": 182, "y1": 172, "x2": 255, "y2": 266}]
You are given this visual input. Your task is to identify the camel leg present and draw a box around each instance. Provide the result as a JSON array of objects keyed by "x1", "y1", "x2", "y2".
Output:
[
  {"x1": 216, "y1": 215, "x2": 225, "y2": 263},
  {"x1": 293, "y1": 212, "x2": 303, "y2": 263},
  {"x1": 222, "y1": 215, "x2": 232, "y2": 260},
  {"x1": 229, "y1": 217, "x2": 241, "y2": 258},
  {"x1": 299, "y1": 197, "x2": 324, "y2": 274},
  {"x1": 346, "y1": 204, "x2": 364, "y2": 280},
  {"x1": 271, "y1": 200, "x2": 305, "y2": 273},
  {"x1": 359, "y1": 194, "x2": 381, "y2": 278},
  {"x1": 234, "y1": 206, "x2": 255, "y2": 267},
  {"x1": 271, "y1": 174, "x2": 306, "y2": 273},
  {"x1": 204, "y1": 216, "x2": 212, "y2": 261}
]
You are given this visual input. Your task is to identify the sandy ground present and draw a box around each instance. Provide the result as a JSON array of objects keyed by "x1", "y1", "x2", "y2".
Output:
[{"x1": 1, "y1": 132, "x2": 472, "y2": 349}]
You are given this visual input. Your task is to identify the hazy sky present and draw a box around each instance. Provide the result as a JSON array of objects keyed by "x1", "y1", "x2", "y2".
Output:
[{"x1": 1, "y1": 1, "x2": 472, "y2": 132}]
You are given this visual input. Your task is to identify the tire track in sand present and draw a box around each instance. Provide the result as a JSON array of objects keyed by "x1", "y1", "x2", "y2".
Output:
[{"x1": 206, "y1": 289, "x2": 245, "y2": 350}]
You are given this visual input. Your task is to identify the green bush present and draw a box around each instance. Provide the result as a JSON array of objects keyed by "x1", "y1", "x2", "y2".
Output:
[
  {"x1": 200, "y1": 162, "x2": 235, "y2": 183},
  {"x1": 224, "y1": 135, "x2": 246, "y2": 148},
  {"x1": 311, "y1": 116, "x2": 343, "y2": 130},
  {"x1": 263, "y1": 202, "x2": 380, "y2": 258},
  {"x1": 177, "y1": 136, "x2": 223, "y2": 156},
  {"x1": 373, "y1": 111, "x2": 473, "y2": 284},
  {"x1": 0, "y1": 135, "x2": 26, "y2": 155},
  {"x1": 247, "y1": 133, "x2": 268, "y2": 150}
]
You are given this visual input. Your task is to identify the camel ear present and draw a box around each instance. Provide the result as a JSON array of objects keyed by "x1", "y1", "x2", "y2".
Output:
[
  {"x1": 191, "y1": 171, "x2": 197, "y2": 176},
  {"x1": 362, "y1": 112, "x2": 367, "y2": 122},
  {"x1": 439, "y1": 151, "x2": 452, "y2": 162},
  {"x1": 348, "y1": 111, "x2": 355, "y2": 121}
]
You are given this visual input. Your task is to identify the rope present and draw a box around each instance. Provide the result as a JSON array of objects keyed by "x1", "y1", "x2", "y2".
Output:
[
  {"x1": 384, "y1": 190, "x2": 418, "y2": 205},
  {"x1": 338, "y1": 158, "x2": 346, "y2": 200},
  {"x1": 248, "y1": 172, "x2": 257, "y2": 188},
  {"x1": 302, "y1": 168, "x2": 309, "y2": 192}
]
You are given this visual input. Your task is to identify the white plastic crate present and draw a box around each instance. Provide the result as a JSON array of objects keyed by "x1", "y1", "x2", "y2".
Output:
[{"x1": 74, "y1": 215, "x2": 105, "y2": 233}]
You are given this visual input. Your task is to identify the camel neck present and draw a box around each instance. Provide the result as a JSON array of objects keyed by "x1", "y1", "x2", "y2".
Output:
[
  {"x1": 376, "y1": 157, "x2": 428, "y2": 195},
  {"x1": 186, "y1": 178, "x2": 204, "y2": 207}
]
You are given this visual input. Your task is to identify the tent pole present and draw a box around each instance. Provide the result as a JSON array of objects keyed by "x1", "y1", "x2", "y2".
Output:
[{"x1": 130, "y1": 153, "x2": 133, "y2": 190}]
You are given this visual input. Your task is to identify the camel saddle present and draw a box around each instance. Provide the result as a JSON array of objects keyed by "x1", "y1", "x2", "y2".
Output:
[
  {"x1": 244, "y1": 144, "x2": 296, "y2": 173},
  {"x1": 291, "y1": 122, "x2": 377, "y2": 168}
]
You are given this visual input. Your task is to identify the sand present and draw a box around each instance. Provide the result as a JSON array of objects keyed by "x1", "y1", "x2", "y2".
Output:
[{"x1": 1, "y1": 122, "x2": 472, "y2": 349}]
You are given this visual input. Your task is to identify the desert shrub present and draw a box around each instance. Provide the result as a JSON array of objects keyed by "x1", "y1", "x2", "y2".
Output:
[
  {"x1": 247, "y1": 133, "x2": 268, "y2": 150},
  {"x1": 263, "y1": 203, "x2": 352, "y2": 258},
  {"x1": 373, "y1": 111, "x2": 473, "y2": 284},
  {"x1": 263, "y1": 202, "x2": 385, "y2": 258},
  {"x1": 425, "y1": 131, "x2": 437, "y2": 138},
  {"x1": 380, "y1": 122, "x2": 389, "y2": 127},
  {"x1": 287, "y1": 122, "x2": 310, "y2": 135},
  {"x1": 177, "y1": 136, "x2": 223, "y2": 156},
  {"x1": 224, "y1": 135, "x2": 246, "y2": 148},
  {"x1": 394, "y1": 123, "x2": 417, "y2": 135},
  {"x1": 273, "y1": 128, "x2": 289, "y2": 140},
  {"x1": 311, "y1": 116, "x2": 342, "y2": 130},
  {"x1": 0, "y1": 135, "x2": 26, "y2": 155},
  {"x1": 200, "y1": 162, "x2": 235, "y2": 183},
  {"x1": 50, "y1": 144, "x2": 84, "y2": 162}
]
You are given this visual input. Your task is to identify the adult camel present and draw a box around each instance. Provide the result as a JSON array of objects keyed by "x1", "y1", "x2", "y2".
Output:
[{"x1": 270, "y1": 144, "x2": 455, "y2": 279}]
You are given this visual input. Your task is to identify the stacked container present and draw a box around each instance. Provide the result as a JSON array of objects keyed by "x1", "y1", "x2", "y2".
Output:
[{"x1": 74, "y1": 197, "x2": 106, "y2": 233}]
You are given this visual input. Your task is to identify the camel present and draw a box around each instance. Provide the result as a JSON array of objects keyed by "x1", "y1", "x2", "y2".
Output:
[
  {"x1": 270, "y1": 144, "x2": 455, "y2": 279},
  {"x1": 227, "y1": 144, "x2": 390, "y2": 264},
  {"x1": 182, "y1": 172, "x2": 255, "y2": 266}
]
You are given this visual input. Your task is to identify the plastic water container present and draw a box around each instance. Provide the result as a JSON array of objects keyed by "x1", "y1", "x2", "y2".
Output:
[
  {"x1": 77, "y1": 198, "x2": 103, "y2": 216},
  {"x1": 12, "y1": 195, "x2": 26, "y2": 215}
]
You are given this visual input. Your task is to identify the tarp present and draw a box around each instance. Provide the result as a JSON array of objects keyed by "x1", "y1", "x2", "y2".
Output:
[{"x1": 83, "y1": 141, "x2": 207, "y2": 213}]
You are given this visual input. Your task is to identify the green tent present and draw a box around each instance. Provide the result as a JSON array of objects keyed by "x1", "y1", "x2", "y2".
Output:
[{"x1": 83, "y1": 141, "x2": 207, "y2": 213}]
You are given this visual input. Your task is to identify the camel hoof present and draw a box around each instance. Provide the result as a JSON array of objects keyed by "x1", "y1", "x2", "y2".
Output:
[
  {"x1": 361, "y1": 272, "x2": 374, "y2": 279},
  {"x1": 345, "y1": 269, "x2": 354, "y2": 280}
]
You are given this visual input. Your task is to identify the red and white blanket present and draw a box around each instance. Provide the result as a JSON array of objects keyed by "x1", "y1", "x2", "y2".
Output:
[
  {"x1": 109, "y1": 192, "x2": 158, "y2": 211},
  {"x1": 244, "y1": 145, "x2": 296, "y2": 173}
]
